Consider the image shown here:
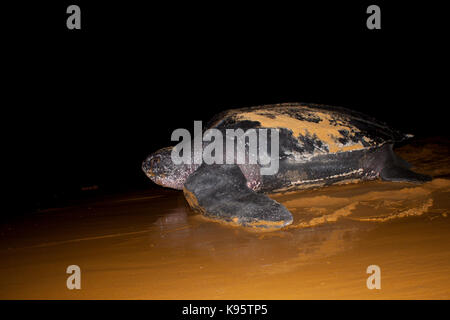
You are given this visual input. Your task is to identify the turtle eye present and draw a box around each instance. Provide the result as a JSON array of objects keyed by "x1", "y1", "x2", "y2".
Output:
[{"x1": 150, "y1": 157, "x2": 160, "y2": 167}]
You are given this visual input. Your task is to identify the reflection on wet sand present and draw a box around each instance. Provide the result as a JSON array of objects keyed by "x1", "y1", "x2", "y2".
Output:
[{"x1": 0, "y1": 137, "x2": 449, "y2": 299}]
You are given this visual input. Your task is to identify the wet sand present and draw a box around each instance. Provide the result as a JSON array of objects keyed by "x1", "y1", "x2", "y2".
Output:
[{"x1": 1, "y1": 138, "x2": 450, "y2": 299}]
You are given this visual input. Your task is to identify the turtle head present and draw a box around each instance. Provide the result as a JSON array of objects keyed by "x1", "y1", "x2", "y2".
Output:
[{"x1": 142, "y1": 147, "x2": 194, "y2": 190}]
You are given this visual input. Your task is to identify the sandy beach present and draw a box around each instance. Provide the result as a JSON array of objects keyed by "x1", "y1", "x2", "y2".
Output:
[{"x1": 1, "y1": 137, "x2": 449, "y2": 299}]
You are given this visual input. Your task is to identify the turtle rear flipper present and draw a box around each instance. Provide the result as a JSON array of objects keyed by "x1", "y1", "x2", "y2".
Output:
[
  {"x1": 391, "y1": 152, "x2": 412, "y2": 169},
  {"x1": 376, "y1": 145, "x2": 431, "y2": 183},
  {"x1": 380, "y1": 166, "x2": 432, "y2": 183},
  {"x1": 183, "y1": 164, "x2": 293, "y2": 230}
]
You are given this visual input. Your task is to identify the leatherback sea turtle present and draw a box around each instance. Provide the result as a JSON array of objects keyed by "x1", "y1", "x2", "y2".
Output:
[{"x1": 142, "y1": 103, "x2": 431, "y2": 229}]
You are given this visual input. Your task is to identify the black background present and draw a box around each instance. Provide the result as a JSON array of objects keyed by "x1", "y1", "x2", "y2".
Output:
[{"x1": 5, "y1": 1, "x2": 448, "y2": 214}]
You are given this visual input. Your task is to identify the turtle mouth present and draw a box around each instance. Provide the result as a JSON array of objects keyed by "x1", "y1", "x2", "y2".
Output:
[
  {"x1": 142, "y1": 160, "x2": 155, "y2": 177},
  {"x1": 144, "y1": 167, "x2": 156, "y2": 178}
]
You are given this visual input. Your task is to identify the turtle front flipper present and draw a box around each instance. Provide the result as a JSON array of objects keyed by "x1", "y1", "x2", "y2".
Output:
[{"x1": 183, "y1": 164, "x2": 293, "y2": 230}]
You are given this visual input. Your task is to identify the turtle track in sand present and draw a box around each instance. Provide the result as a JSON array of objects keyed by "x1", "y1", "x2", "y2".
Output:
[{"x1": 271, "y1": 178, "x2": 449, "y2": 229}]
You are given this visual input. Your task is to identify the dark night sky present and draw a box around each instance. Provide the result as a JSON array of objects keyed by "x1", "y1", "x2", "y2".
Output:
[{"x1": 5, "y1": 1, "x2": 448, "y2": 214}]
